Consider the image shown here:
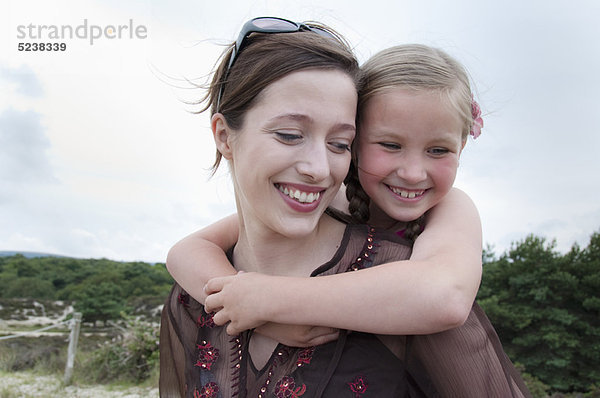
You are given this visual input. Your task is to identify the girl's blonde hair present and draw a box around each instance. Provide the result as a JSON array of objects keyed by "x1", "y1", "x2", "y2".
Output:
[
  {"x1": 358, "y1": 44, "x2": 475, "y2": 140},
  {"x1": 346, "y1": 44, "x2": 476, "y2": 234}
]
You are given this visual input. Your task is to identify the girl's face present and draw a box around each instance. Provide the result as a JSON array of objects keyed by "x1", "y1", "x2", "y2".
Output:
[
  {"x1": 357, "y1": 88, "x2": 465, "y2": 226},
  {"x1": 217, "y1": 69, "x2": 357, "y2": 239}
]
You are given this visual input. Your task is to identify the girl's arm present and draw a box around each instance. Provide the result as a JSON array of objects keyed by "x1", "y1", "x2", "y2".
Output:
[
  {"x1": 166, "y1": 214, "x2": 239, "y2": 304},
  {"x1": 166, "y1": 213, "x2": 339, "y2": 346},
  {"x1": 205, "y1": 188, "x2": 483, "y2": 335}
]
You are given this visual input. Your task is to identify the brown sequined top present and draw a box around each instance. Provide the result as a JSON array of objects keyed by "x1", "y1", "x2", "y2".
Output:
[{"x1": 159, "y1": 223, "x2": 531, "y2": 398}]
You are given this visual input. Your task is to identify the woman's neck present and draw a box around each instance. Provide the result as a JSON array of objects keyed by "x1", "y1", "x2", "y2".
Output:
[{"x1": 232, "y1": 214, "x2": 345, "y2": 277}]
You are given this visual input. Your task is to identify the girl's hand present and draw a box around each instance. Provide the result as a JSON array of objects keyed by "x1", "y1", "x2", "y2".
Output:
[
  {"x1": 204, "y1": 273, "x2": 340, "y2": 343},
  {"x1": 255, "y1": 323, "x2": 339, "y2": 347},
  {"x1": 204, "y1": 272, "x2": 272, "y2": 335}
]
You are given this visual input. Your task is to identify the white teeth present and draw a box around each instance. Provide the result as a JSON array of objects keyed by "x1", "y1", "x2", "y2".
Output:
[
  {"x1": 390, "y1": 186, "x2": 424, "y2": 199},
  {"x1": 277, "y1": 185, "x2": 321, "y2": 204}
]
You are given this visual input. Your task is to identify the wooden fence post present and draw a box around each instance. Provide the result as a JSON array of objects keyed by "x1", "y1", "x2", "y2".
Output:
[{"x1": 64, "y1": 312, "x2": 82, "y2": 385}]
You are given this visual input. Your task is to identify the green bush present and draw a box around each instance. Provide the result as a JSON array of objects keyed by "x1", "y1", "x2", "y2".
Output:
[
  {"x1": 585, "y1": 385, "x2": 600, "y2": 398},
  {"x1": 479, "y1": 232, "x2": 600, "y2": 393},
  {"x1": 0, "y1": 255, "x2": 173, "y2": 325},
  {"x1": 79, "y1": 313, "x2": 159, "y2": 383},
  {"x1": 516, "y1": 363, "x2": 550, "y2": 398}
]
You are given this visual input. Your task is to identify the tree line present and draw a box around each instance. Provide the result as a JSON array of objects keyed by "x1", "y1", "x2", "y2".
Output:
[
  {"x1": 477, "y1": 231, "x2": 600, "y2": 393},
  {"x1": 1, "y1": 229, "x2": 599, "y2": 393},
  {"x1": 0, "y1": 255, "x2": 174, "y2": 324}
]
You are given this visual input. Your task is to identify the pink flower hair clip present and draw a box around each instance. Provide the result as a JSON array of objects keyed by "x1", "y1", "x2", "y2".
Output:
[{"x1": 470, "y1": 97, "x2": 484, "y2": 139}]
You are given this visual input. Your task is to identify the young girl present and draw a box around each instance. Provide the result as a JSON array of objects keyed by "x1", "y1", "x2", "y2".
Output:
[{"x1": 165, "y1": 41, "x2": 531, "y2": 396}]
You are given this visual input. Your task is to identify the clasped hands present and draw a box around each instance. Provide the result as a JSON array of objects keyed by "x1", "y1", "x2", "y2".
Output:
[{"x1": 204, "y1": 271, "x2": 339, "y2": 347}]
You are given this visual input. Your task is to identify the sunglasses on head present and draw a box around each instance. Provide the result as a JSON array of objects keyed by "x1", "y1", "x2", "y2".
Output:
[{"x1": 216, "y1": 17, "x2": 336, "y2": 110}]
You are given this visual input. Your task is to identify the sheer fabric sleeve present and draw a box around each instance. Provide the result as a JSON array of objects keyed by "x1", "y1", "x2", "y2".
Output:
[
  {"x1": 406, "y1": 302, "x2": 532, "y2": 398},
  {"x1": 159, "y1": 302, "x2": 185, "y2": 396},
  {"x1": 159, "y1": 283, "x2": 203, "y2": 398}
]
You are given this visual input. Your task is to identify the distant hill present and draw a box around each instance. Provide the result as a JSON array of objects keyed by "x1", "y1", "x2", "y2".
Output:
[
  {"x1": 0, "y1": 251, "x2": 69, "y2": 259},
  {"x1": 0, "y1": 254, "x2": 174, "y2": 324},
  {"x1": 0, "y1": 251, "x2": 161, "y2": 265}
]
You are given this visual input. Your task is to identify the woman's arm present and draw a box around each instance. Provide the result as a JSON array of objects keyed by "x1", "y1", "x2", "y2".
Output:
[
  {"x1": 166, "y1": 214, "x2": 239, "y2": 304},
  {"x1": 205, "y1": 188, "x2": 482, "y2": 335}
]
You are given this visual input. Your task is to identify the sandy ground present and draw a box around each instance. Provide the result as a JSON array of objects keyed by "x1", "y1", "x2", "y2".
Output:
[
  {"x1": 1, "y1": 300, "x2": 160, "y2": 396},
  {"x1": 1, "y1": 371, "x2": 158, "y2": 397}
]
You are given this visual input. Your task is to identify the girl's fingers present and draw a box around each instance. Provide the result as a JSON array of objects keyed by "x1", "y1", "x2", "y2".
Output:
[
  {"x1": 226, "y1": 322, "x2": 242, "y2": 336},
  {"x1": 204, "y1": 274, "x2": 239, "y2": 295},
  {"x1": 203, "y1": 277, "x2": 225, "y2": 296},
  {"x1": 211, "y1": 309, "x2": 229, "y2": 326},
  {"x1": 204, "y1": 292, "x2": 222, "y2": 313}
]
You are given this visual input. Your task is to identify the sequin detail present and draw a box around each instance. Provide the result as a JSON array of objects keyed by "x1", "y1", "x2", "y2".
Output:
[
  {"x1": 197, "y1": 311, "x2": 216, "y2": 328},
  {"x1": 193, "y1": 382, "x2": 220, "y2": 398},
  {"x1": 295, "y1": 347, "x2": 315, "y2": 367},
  {"x1": 348, "y1": 375, "x2": 368, "y2": 396},
  {"x1": 257, "y1": 347, "x2": 293, "y2": 398},
  {"x1": 274, "y1": 376, "x2": 307, "y2": 397},
  {"x1": 195, "y1": 341, "x2": 219, "y2": 370},
  {"x1": 230, "y1": 336, "x2": 243, "y2": 397},
  {"x1": 348, "y1": 227, "x2": 379, "y2": 271}
]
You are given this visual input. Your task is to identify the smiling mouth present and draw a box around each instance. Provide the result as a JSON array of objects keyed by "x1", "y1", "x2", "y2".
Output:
[
  {"x1": 275, "y1": 184, "x2": 322, "y2": 204},
  {"x1": 387, "y1": 185, "x2": 426, "y2": 199}
]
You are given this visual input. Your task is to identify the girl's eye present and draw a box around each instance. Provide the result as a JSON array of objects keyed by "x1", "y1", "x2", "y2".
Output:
[
  {"x1": 328, "y1": 142, "x2": 351, "y2": 154},
  {"x1": 275, "y1": 132, "x2": 302, "y2": 143},
  {"x1": 378, "y1": 142, "x2": 401, "y2": 150},
  {"x1": 428, "y1": 147, "x2": 450, "y2": 156}
]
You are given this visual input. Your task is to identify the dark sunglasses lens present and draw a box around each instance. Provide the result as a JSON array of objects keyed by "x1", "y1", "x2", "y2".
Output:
[
  {"x1": 252, "y1": 17, "x2": 298, "y2": 31},
  {"x1": 305, "y1": 25, "x2": 336, "y2": 39}
]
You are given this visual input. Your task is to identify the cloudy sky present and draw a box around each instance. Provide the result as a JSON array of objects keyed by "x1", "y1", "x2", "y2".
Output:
[{"x1": 2, "y1": 0, "x2": 599, "y2": 262}]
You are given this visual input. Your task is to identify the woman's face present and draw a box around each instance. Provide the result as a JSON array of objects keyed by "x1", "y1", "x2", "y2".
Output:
[
  {"x1": 220, "y1": 69, "x2": 357, "y2": 239},
  {"x1": 357, "y1": 88, "x2": 465, "y2": 226}
]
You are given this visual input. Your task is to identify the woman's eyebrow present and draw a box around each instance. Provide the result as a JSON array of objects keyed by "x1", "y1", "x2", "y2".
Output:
[
  {"x1": 268, "y1": 113, "x2": 355, "y2": 132},
  {"x1": 267, "y1": 113, "x2": 313, "y2": 124}
]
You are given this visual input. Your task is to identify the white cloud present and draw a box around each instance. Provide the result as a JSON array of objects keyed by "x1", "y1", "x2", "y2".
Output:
[
  {"x1": 0, "y1": 65, "x2": 43, "y2": 97},
  {"x1": 0, "y1": 108, "x2": 55, "y2": 184}
]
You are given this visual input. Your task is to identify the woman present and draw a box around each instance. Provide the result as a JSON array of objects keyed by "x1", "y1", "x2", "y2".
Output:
[{"x1": 160, "y1": 17, "x2": 426, "y2": 397}]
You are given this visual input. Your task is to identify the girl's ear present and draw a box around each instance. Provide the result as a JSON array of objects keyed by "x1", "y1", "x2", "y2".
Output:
[{"x1": 211, "y1": 113, "x2": 233, "y2": 160}]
